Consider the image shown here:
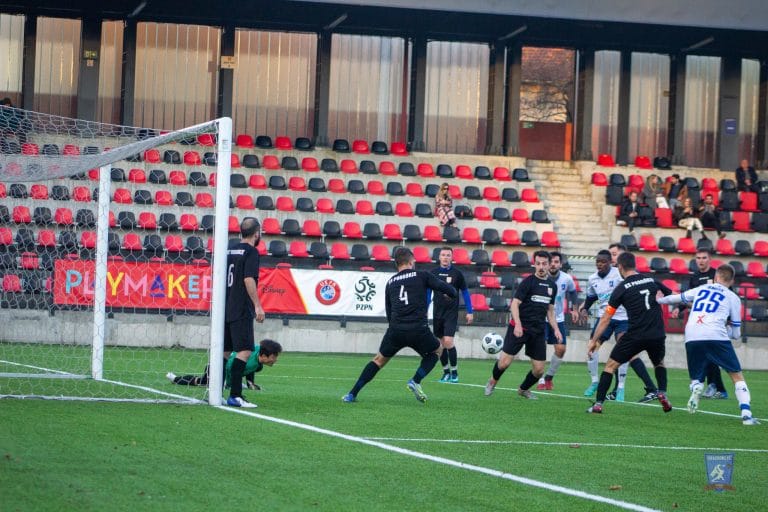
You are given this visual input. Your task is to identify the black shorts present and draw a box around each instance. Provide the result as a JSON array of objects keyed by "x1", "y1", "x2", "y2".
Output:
[
  {"x1": 502, "y1": 324, "x2": 547, "y2": 361},
  {"x1": 433, "y1": 316, "x2": 458, "y2": 338},
  {"x1": 379, "y1": 325, "x2": 440, "y2": 358},
  {"x1": 609, "y1": 335, "x2": 665, "y2": 366},
  {"x1": 224, "y1": 318, "x2": 255, "y2": 353}
]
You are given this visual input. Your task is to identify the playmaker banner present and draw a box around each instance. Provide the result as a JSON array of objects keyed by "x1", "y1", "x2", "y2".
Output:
[
  {"x1": 53, "y1": 260, "x2": 213, "y2": 310},
  {"x1": 53, "y1": 260, "x2": 395, "y2": 317}
]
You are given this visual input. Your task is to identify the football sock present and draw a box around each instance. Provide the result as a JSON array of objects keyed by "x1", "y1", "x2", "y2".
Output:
[
  {"x1": 617, "y1": 362, "x2": 628, "y2": 390},
  {"x1": 588, "y1": 353, "x2": 599, "y2": 382},
  {"x1": 229, "y1": 357, "x2": 246, "y2": 398},
  {"x1": 440, "y1": 349, "x2": 449, "y2": 371},
  {"x1": 596, "y1": 371, "x2": 613, "y2": 403},
  {"x1": 350, "y1": 361, "x2": 381, "y2": 396},
  {"x1": 413, "y1": 352, "x2": 439, "y2": 384},
  {"x1": 630, "y1": 358, "x2": 656, "y2": 391},
  {"x1": 447, "y1": 347, "x2": 457, "y2": 368},
  {"x1": 734, "y1": 381, "x2": 752, "y2": 417},
  {"x1": 654, "y1": 365, "x2": 668, "y2": 393},
  {"x1": 520, "y1": 370, "x2": 538, "y2": 391},
  {"x1": 492, "y1": 361, "x2": 506, "y2": 382},
  {"x1": 175, "y1": 375, "x2": 201, "y2": 386},
  {"x1": 546, "y1": 354, "x2": 562, "y2": 377}
]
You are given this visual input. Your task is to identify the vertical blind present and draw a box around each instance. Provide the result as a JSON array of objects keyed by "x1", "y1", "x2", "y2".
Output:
[
  {"x1": 629, "y1": 52, "x2": 670, "y2": 160},
  {"x1": 97, "y1": 20, "x2": 124, "y2": 125},
  {"x1": 683, "y1": 55, "x2": 720, "y2": 168},
  {"x1": 34, "y1": 17, "x2": 81, "y2": 117},
  {"x1": 0, "y1": 14, "x2": 24, "y2": 106}
]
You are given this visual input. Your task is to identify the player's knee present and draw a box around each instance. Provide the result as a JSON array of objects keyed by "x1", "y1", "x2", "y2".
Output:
[
  {"x1": 442, "y1": 337, "x2": 455, "y2": 349},
  {"x1": 555, "y1": 345, "x2": 566, "y2": 357}
]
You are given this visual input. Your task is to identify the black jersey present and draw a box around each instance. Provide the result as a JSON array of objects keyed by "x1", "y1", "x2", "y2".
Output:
[
  {"x1": 607, "y1": 273, "x2": 671, "y2": 339},
  {"x1": 512, "y1": 274, "x2": 557, "y2": 333},
  {"x1": 430, "y1": 266, "x2": 468, "y2": 319},
  {"x1": 386, "y1": 269, "x2": 457, "y2": 328},
  {"x1": 225, "y1": 242, "x2": 260, "y2": 322},
  {"x1": 687, "y1": 268, "x2": 716, "y2": 290}
]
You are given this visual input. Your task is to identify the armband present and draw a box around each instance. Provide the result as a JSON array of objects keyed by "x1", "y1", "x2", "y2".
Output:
[{"x1": 604, "y1": 305, "x2": 616, "y2": 317}]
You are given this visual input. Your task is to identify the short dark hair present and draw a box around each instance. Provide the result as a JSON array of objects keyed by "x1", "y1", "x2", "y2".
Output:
[
  {"x1": 259, "y1": 339, "x2": 283, "y2": 357},
  {"x1": 550, "y1": 251, "x2": 563, "y2": 262},
  {"x1": 616, "y1": 251, "x2": 636, "y2": 270},
  {"x1": 596, "y1": 249, "x2": 611, "y2": 259},
  {"x1": 240, "y1": 217, "x2": 260, "y2": 238},
  {"x1": 716, "y1": 264, "x2": 735, "y2": 283},
  {"x1": 394, "y1": 247, "x2": 414, "y2": 267},
  {"x1": 533, "y1": 250, "x2": 551, "y2": 262},
  {"x1": 608, "y1": 243, "x2": 627, "y2": 252},
  {"x1": 0, "y1": 97, "x2": 11, "y2": 106},
  {"x1": 439, "y1": 246, "x2": 453, "y2": 254}
]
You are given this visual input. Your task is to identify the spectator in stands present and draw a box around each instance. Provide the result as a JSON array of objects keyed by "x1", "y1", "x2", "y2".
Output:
[
  {"x1": 0, "y1": 97, "x2": 28, "y2": 144},
  {"x1": 663, "y1": 174, "x2": 687, "y2": 210},
  {"x1": 697, "y1": 193, "x2": 726, "y2": 239},
  {"x1": 674, "y1": 197, "x2": 705, "y2": 239},
  {"x1": 641, "y1": 174, "x2": 667, "y2": 210},
  {"x1": 616, "y1": 191, "x2": 642, "y2": 233},
  {"x1": 435, "y1": 182, "x2": 456, "y2": 227},
  {"x1": 735, "y1": 159, "x2": 760, "y2": 193}
]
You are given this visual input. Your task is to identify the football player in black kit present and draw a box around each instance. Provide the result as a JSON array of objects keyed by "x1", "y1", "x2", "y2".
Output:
[
  {"x1": 429, "y1": 247, "x2": 474, "y2": 383},
  {"x1": 484, "y1": 250, "x2": 562, "y2": 400},
  {"x1": 342, "y1": 247, "x2": 458, "y2": 403},
  {"x1": 586, "y1": 251, "x2": 673, "y2": 414}
]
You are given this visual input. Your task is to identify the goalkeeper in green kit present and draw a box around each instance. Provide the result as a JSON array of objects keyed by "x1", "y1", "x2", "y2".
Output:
[{"x1": 167, "y1": 339, "x2": 282, "y2": 391}]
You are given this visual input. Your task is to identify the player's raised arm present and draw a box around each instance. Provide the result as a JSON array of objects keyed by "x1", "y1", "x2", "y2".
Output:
[{"x1": 657, "y1": 287, "x2": 696, "y2": 306}]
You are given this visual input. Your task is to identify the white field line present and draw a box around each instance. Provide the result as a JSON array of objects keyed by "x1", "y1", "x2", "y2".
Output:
[
  {"x1": 220, "y1": 406, "x2": 661, "y2": 512},
  {"x1": 362, "y1": 437, "x2": 768, "y2": 454},
  {"x1": 0, "y1": 359, "x2": 82, "y2": 376}
]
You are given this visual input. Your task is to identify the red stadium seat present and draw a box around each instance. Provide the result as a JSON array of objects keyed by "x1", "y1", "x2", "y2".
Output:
[
  {"x1": 340, "y1": 159, "x2": 358, "y2": 173},
  {"x1": 597, "y1": 154, "x2": 615, "y2": 167},
  {"x1": 302, "y1": 157, "x2": 319, "y2": 172},
  {"x1": 491, "y1": 250, "x2": 511, "y2": 267},
  {"x1": 754, "y1": 241, "x2": 768, "y2": 257},
  {"x1": 138, "y1": 212, "x2": 157, "y2": 229},
  {"x1": 236, "y1": 195, "x2": 255, "y2": 210},
  {"x1": 405, "y1": 183, "x2": 424, "y2": 197},
  {"x1": 169, "y1": 170, "x2": 187, "y2": 185},
  {"x1": 655, "y1": 208, "x2": 674, "y2": 228},
  {"x1": 512, "y1": 209, "x2": 531, "y2": 223},
  {"x1": 12, "y1": 206, "x2": 31, "y2": 223},
  {"x1": 448, "y1": 185, "x2": 462, "y2": 199},
  {"x1": 541, "y1": 231, "x2": 560, "y2": 247},
  {"x1": 21, "y1": 143, "x2": 39, "y2": 155},
  {"x1": 367, "y1": 180, "x2": 385, "y2": 195},
  {"x1": 80, "y1": 231, "x2": 97, "y2": 249},
  {"x1": 262, "y1": 155, "x2": 280, "y2": 170},
  {"x1": 669, "y1": 258, "x2": 689, "y2": 274},
  {"x1": 634, "y1": 156, "x2": 652, "y2": 169},
  {"x1": 179, "y1": 214, "x2": 198, "y2": 231},
  {"x1": 37, "y1": 230, "x2": 57, "y2": 248},
  {"x1": 383, "y1": 224, "x2": 403, "y2": 240},
  {"x1": 732, "y1": 212, "x2": 752, "y2": 232},
  {"x1": 355, "y1": 200, "x2": 374, "y2": 215},
  {"x1": 452, "y1": 248, "x2": 472, "y2": 265},
  {"x1": 30, "y1": 184, "x2": 48, "y2": 199},
  {"x1": 195, "y1": 192, "x2": 214, "y2": 208},
  {"x1": 638, "y1": 234, "x2": 658, "y2": 251},
  {"x1": 501, "y1": 229, "x2": 521, "y2": 245},
  {"x1": 747, "y1": 262, "x2": 767, "y2": 278},
  {"x1": 472, "y1": 206, "x2": 490, "y2": 221},
  {"x1": 330, "y1": 242, "x2": 351, "y2": 260},
  {"x1": 72, "y1": 186, "x2": 92, "y2": 202},
  {"x1": 260, "y1": 218, "x2": 280, "y2": 235},
  {"x1": 165, "y1": 235, "x2": 184, "y2": 253},
  {"x1": 715, "y1": 238, "x2": 736, "y2": 256},
  {"x1": 343, "y1": 222, "x2": 363, "y2": 239},
  {"x1": 288, "y1": 176, "x2": 307, "y2": 191},
  {"x1": 62, "y1": 144, "x2": 80, "y2": 156},
  {"x1": 677, "y1": 237, "x2": 696, "y2": 254},
  {"x1": 122, "y1": 233, "x2": 142, "y2": 251},
  {"x1": 144, "y1": 149, "x2": 161, "y2": 163},
  {"x1": 493, "y1": 167, "x2": 512, "y2": 181},
  {"x1": 390, "y1": 142, "x2": 408, "y2": 156},
  {"x1": 230, "y1": 153, "x2": 241, "y2": 168},
  {"x1": 701, "y1": 178, "x2": 718, "y2": 193},
  {"x1": 412, "y1": 246, "x2": 432, "y2": 263},
  {"x1": 661, "y1": 279, "x2": 680, "y2": 294},
  {"x1": 455, "y1": 165, "x2": 473, "y2": 179},
  {"x1": 591, "y1": 172, "x2": 608, "y2": 186},
  {"x1": 0, "y1": 183, "x2": 6, "y2": 198},
  {"x1": 228, "y1": 216, "x2": 240, "y2": 233},
  {"x1": 328, "y1": 179, "x2": 346, "y2": 193},
  {"x1": 470, "y1": 294, "x2": 489, "y2": 311},
  {"x1": 480, "y1": 271, "x2": 501, "y2": 289},
  {"x1": 628, "y1": 174, "x2": 645, "y2": 189},
  {"x1": 113, "y1": 188, "x2": 132, "y2": 204},
  {"x1": 737, "y1": 283, "x2": 759, "y2": 300},
  {"x1": 197, "y1": 134, "x2": 216, "y2": 146},
  {"x1": 483, "y1": 187, "x2": 501, "y2": 201},
  {"x1": 316, "y1": 198, "x2": 334, "y2": 213},
  {"x1": 352, "y1": 140, "x2": 370, "y2": 154},
  {"x1": 183, "y1": 151, "x2": 202, "y2": 166},
  {"x1": 417, "y1": 163, "x2": 435, "y2": 178},
  {"x1": 379, "y1": 161, "x2": 397, "y2": 175},
  {"x1": 303, "y1": 220, "x2": 322, "y2": 237},
  {"x1": 521, "y1": 189, "x2": 539, "y2": 202},
  {"x1": 248, "y1": 174, "x2": 267, "y2": 189},
  {"x1": 54, "y1": 208, "x2": 74, "y2": 225},
  {"x1": 710, "y1": 259, "x2": 724, "y2": 269},
  {"x1": 0, "y1": 227, "x2": 12, "y2": 247},
  {"x1": 128, "y1": 168, "x2": 146, "y2": 183},
  {"x1": 371, "y1": 245, "x2": 392, "y2": 261},
  {"x1": 424, "y1": 225, "x2": 443, "y2": 242},
  {"x1": 462, "y1": 227, "x2": 482, "y2": 244},
  {"x1": 276, "y1": 196, "x2": 295, "y2": 211},
  {"x1": 395, "y1": 202, "x2": 414, "y2": 217},
  {"x1": 275, "y1": 136, "x2": 292, "y2": 150},
  {"x1": 635, "y1": 255, "x2": 650, "y2": 273},
  {"x1": 19, "y1": 252, "x2": 38, "y2": 270},
  {"x1": 740, "y1": 192, "x2": 759, "y2": 212},
  {"x1": 2, "y1": 274, "x2": 22, "y2": 292},
  {"x1": 236, "y1": 134, "x2": 254, "y2": 148},
  {"x1": 289, "y1": 241, "x2": 309, "y2": 258}
]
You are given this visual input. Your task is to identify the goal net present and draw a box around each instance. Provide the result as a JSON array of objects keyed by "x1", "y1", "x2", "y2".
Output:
[{"x1": 0, "y1": 106, "x2": 231, "y2": 405}]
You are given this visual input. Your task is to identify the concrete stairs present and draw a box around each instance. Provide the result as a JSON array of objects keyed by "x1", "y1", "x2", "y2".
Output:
[{"x1": 527, "y1": 161, "x2": 611, "y2": 259}]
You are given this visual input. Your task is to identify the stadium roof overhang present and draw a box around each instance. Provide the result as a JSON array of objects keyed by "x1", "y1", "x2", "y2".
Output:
[{"x1": 2, "y1": 0, "x2": 767, "y2": 58}]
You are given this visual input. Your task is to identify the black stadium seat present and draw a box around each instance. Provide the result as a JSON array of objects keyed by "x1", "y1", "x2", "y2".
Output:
[
  {"x1": 321, "y1": 158, "x2": 339, "y2": 172},
  {"x1": 386, "y1": 182, "x2": 404, "y2": 196},
  {"x1": 336, "y1": 199, "x2": 354, "y2": 214},
  {"x1": 163, "y1": 150, "x2": 181, "y2": 164},
  {"x1": 436, "y1": 164, "x2": 453, "y2": 178},
  {"x1": 282, "y1": 156, "x2": 299, "y2": 170},
  {"x1": 375, "y1": 201, "x2": 394, "y2": 216},
  {"x1": 474, "y1": 166, "x2": 491, "y2": 180},
  {"x1": 149, "y1": 169, "x2": 167, "y2": 184},
  {"x1": 256, "y1": 196, "x2": 275, "y2": 210},
  {"x1": 332, "y1": 139, "x2": 350, "y2": 152},
  {"x1": 296, "y1": 197, "x2": 315, "y2": 212},
  {"x1": 323, "y1": 221, "x2": 342, "y2": 238},
  {"x1": 363, "y1": 223, "x2": 382, "y2": 239},
  {"x1": 620, "y1": 234, "x2": 638, "y2": 251},
  {"x1": 242, "y1": 154, "x2": 260, "y2": 169},
  {"x1": 231, "y1": 173, "x2": 247, "y2": 188},
  {"x1": 255, "y1": 135, "x2": 273, "y2": 149},
  {"x1": 359, "y1": 160, "x2": 377, "y2": 174},
  {"x1": 295, "y1": 137, "x2": 313, "y2": 151},
  {"x1": 415, "y1": 203, "x2": 433, "y2": 218},
  {"x1": 398, "y1": 162, "x2": 415, "y2": 176},
  {"x1": 371, "y1": 141, "x2": 388, "y2": 154},
  {"x1": 308, "y1": 177, "x2": 326, "y2": 192},
  {"x1": 482, "y1": 228, "x2": 501, "y2": 245},
  {"x1": 425, "y1": 184, "x2": 440, "y2": 197},
  {"x1": 348, "y1": 180, "x2": 366, "y2": 194},
  {"x1": 501, "y1": 188, "x2": 520, "y2": 202},
  {"x1": 464, "y1": 186, "x2": 481, "y2": 200}
]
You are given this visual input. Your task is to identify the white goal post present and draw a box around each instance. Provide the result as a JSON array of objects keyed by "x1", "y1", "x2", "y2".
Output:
[{"x1": 0, "y1": 106, "x2": 231, "y2": 406}]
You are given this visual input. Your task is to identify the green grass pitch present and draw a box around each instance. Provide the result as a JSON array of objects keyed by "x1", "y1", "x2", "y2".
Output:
[{"x1": 1, "y1": 348, "x2": 767, "y2": 511}]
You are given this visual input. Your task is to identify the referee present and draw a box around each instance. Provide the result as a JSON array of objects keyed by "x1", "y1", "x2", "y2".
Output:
[{"x1": 429, "y1": 247, "x2": 474, "y2": 383}]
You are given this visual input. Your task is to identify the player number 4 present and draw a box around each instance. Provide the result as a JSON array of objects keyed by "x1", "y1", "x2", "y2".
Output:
[{"x1": 399, "y1": 285, "x2": 409, "y2": 305}]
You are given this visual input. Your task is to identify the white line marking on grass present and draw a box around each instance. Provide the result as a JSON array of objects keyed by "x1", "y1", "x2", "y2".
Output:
[
  {"x1": 220, "y1": 406, "x2": 661, "y2": 512},
  {"x1": 363, "y1": 437, "x2": 768, "y2": 454}
]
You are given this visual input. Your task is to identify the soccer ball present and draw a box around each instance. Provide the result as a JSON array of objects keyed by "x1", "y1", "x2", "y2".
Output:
[{"x1": 481, "y1": 332, "x2": 504, "y2": 354}]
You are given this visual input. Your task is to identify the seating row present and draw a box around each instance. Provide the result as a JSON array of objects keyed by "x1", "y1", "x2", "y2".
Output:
[{"x1": 618, "y1": 232, "x2": 768, "y2": 257}]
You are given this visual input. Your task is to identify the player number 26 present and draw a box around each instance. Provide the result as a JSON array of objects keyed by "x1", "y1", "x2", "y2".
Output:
[{"x1": 691, "y1": 289, "x2": 725, "y2": 313}]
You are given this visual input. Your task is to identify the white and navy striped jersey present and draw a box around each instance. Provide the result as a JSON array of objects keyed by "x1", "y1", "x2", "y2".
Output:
[
  {"x1": 585, "y1": 267, "x2": 628, "y2": 321},
  {"x1": 680, "y1": 283, "x2": 742, "y2": 342},
  {"x1": 551, "y1": 271, "x2": 576, "y2": 323}
]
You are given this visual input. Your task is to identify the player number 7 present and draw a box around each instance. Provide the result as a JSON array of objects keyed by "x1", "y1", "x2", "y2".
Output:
[{"x1": 639, "y1": 289, "x2": 650, "y2": 310}]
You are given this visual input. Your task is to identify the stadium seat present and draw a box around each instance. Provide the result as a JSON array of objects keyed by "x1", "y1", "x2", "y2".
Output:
[
  {"x1": 492, "y1": 167, "x2": 512, "y2": 181},
  {"x1": 369, "y1": 245, "x2": 390, "y2": 261},
  {"x1": 740, "y1": 192, "x2": 759, "y2": 212},
  {"x1": 521, "y1": 230, "x2": 540, "y2": 246},
  {"x1": 715, "y1": 238, "x2": 736, "y2": 256},
  {"x1": 165, "y1": 235, "x2": 184, "y2": 253},
  {"x1": 288, "y1": 176, "x2": 307, "y2": 192},
  {"x1": 747, "y1": 262, "x2": 767, "y2": 278},
  {"x1": 268, "y1": 240, "x2": 288, "y2": 257},
  {"x1": 29, "y1": 184, "x2": 48, "y2": 200},
  {"x1": 531, "y1": 210, "x2": 549, "y2": 223},
  {"x1": 36, "y1": 229, "x2": 56, "y2": 249},
  {"x1": 255, "y1": 135, "x2": 273, "y2": 149},
  {"x1": 339, "y1": 159, "x2": 357, "y2": 174},
  {"x1": 540, "y1": 231, "x2": 560, "y2": 247},
  {"x1": 389, "y1": 141, "x2": 407, "y2": 156},
  {"x1": 288, "y1": 241, "x2": 309, "y2": 258},
  {"x1": 483, "y1": 187, "x2": 501, "y2": 201},
  {"x1": 463, "y1": 186, "x2": 481, "y2": 200},
  {"x1": 300, "y1": 157, "x2": 319, "y2": 172},
  {"x1": 650, "y1": 257, "x2": 669, "y2": 273},
  {"x1": 343, "y1": 222, "x2": 363, "y2": 239},
  {"x1": 134, "y1": 189, "x2": 153, "y2": 205},
  {"x1": 510, "y1": 209, "x2": 530, "y2": 223},
  {"x1": 513, "y1": 168, "x2": 530, "y2": 182},
  {"x1": 260, "y1": 155, "x2": 279, "y2": 170},
  {"x1": 732, "y1": 211, "x2": 752, "y2": 232},
  {"x1": 470, "y1": 206, "x2": 488, "y2": 221},
  {"x1": 752, "y1": 213, "x2": 768, "y2": 233},
  {"x1": 469, "y1": 294, "x2": 489, "y2": 311},
  {"x1": 276, "y1": 196, "x2": 295, "y2": 212},
  {"x1": 72, "y1": 186, "x2": 92, "y2": 202},
  {"x1": 53, "y1": 207, "x2": 74, "y2": 226},
  {"x1": 420, "y1": 225, "x2": 441, "y2": 243},
  {"x1": 667, "y1": 258, "x2": 688, "y2": 275},
  {"x1": 480, "y1": 271, "x2": 501, "y2": 288},
  {"x1": 275, "y1": 136, "x2": 292, "y2": 150},
  {"x1": 320, "y1": 158, "x2": 339, "y2": 172},
  {"x1": 158, "y1": 213, "x2": 178, "y2": 231},
  {"x1": 490, "y1": 250, "x2": 511, "y2": 267},
  {"x1": 734, "y1": 239, "x2": 753, "y2": 256},
  {"x1": 379, "y1": 161, "x2": 396, "y2": 176},
  {"x1": 313, "y1": 198, "x2": 332, "y2": 214},
  {"x1": 405, "y1": 183, "x2": 424, "y2": 197},
  {"x1": 236, "y1": 134, "x2": 254, "y2": 148},
  {"x1": 329, "y1": 242, "x2": 350, "y2": 260},
  {"x1": 392, "y1": 202, "x2": 412, "y2": 218},
  {"x1": 298, "y1": 219, "x2": 321, "y2": 238},
  {"x1": 436, "y1": 164, "x2": 453, "y2": 178},
  {"x1": 268, "y1": 175, "x2": 287, "y2": 191},
  {"x1": 360, "y1": 223, "x2": 381, "y2": 240},
  {"x1": 471, "y1": 166, "x2": 490, "y2": 180},
  {"x1": 382, "y1": 224, "x2": 402, "y2": 241},
  {"x1": 234, "y1": 194, "x2": 254, "y2": 210},
  {"x1": 455, "y1": 165, "x2": 473, "y2": 179},
  {"x1": 620, "y1": 234, "x2": 638, "y2": 251},
  {"x1": 335, "y1": 199, "x2": 353, "y2": 214},
  {"x1": 634, "y1": 255, "x2": 650, "y2": 273},
  {"x1": 397, "y1": 162, "x2": 416, "y2": 177},
  {"x1": 521, "y1": 189, "x2": 539, "y2": 202},
  {"x1": 351, "y1": 140, "x2": 369, "y2": 154},
  {"x1": 281, "y1": 219, "x2": 302, "y2": 237},
  {"x1": 134, "y1": 211, "x2": 154, "y2": 229},
  {"x1": 638, "y1": 234, "x2": 658, "y2": 251},
  {"x1": 591, "y1": 172, "x2": 608, "y2": 186},
  {"x1": 416, "y1": 163, "x2": 435, "y2": 178},
  {"x1": 178, "y1": 213, "x2": 198, "y2": 231},
  {"x1": 33, "y1": 207, "x2": 52, "y2": 226},
  {"x1": 308, "y1": 242, "x2": 329, "y2": 259},
  {"x1": 12, "y1": 206, "x2": 31, "y2": 224},
  {"x1": 355, "y1": 200, "x2": 374, "y2": 216},
  {"x1": 370, "y1": 141, "x2": 388, "y2": 155}
]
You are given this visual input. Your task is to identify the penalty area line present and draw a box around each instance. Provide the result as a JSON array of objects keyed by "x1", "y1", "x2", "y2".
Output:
[
  {"x1": 363, "y1": 437, "x2": 768, "y2": 454},
  {"x1": 219, "y1": 406, "x2": 660, "y2": 512}
]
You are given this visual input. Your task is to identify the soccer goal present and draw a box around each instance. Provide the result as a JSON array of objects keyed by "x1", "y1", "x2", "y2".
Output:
[{"x1": 0, "y1": 106, "x2": 231, "y2": 405}]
